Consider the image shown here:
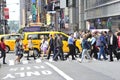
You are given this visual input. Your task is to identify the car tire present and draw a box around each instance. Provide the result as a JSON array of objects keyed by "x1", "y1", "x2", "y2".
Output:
[
  {"x1": 6, "y1": 46, "x2": 10, "y2": 53},
  {"x1": 75, "y1": 47, "x2": 79, "y2": 55}
]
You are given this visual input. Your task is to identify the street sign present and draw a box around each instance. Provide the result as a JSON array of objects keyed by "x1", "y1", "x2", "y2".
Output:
[
  {"x1": 60, "y1": 0, "x2": 66, "y2": 8},
  {"x1": 4, "y1": 7, "x2": 9, "y2": 19},
  {"x1": 47, "y1": 11, "x2": 56, "y2": 14}
]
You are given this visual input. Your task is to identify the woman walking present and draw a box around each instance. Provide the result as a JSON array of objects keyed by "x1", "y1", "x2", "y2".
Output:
[
  {"x1": 0, "y1": 37, "x2": 7, "y2": 64},
  {"x1": 79, "y1": 34, "x2": 91, "y2": 63},
  {"x1": 15, "y1": 38, "x2": 23, "y2": 63},
  {"x1": 40, "y1": 36, "x2": 48, "y2": 59}
]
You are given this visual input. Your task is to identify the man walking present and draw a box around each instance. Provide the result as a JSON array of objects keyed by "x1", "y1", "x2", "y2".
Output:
[
  {"x1": 108, "y1": 30, "x2": 119, "y2": 61},
  {"x1": 65, "y1": 33, "x2": 76, "y2": 60}
]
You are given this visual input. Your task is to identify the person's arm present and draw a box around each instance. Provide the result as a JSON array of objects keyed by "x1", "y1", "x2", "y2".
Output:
[{"x1": 1, "y1": 42, "x2": 6, "y2": 51}]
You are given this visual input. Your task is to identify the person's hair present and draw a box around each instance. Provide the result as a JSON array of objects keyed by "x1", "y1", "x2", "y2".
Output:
[
  {"x1": 1, "y1": 37, "x2": 4, "y2": 42},
  {"x1": 108, "y1": 30, "x2": 113, "y2": 34}
]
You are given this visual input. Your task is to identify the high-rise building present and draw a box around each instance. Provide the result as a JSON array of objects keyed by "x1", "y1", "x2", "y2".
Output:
[
  {"x1": 67, "y1": 0, "x2": 85, "y2": 31},
  {"x1": 0, "y1": 0, "x2": 8, "y2": 34},
  {"x1": 84, "y1": 0, "x2": 120, "y2": 31},
  {"x1": 20, "y1": 0, "x2": 46, "y2": 28},
  {"x1": 20, "y1": 0, "x2": 31, "y2": 27}
]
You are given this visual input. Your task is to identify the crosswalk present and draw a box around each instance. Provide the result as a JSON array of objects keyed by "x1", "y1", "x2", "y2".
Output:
[{"x1": 8, "y1": 59, "x2": 42, "y2": 66}]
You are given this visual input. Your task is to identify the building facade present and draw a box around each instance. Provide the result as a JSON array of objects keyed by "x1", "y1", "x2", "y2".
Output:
[
  {"x1": 0, "y1": 0, "x2": 8, "y2": 34},
  {"x1": 84, "y1": 0, "x2": 120, "y2": 31},
  {"x1": 67, "y1": 0, "x2": 85, "y2": 31},
  {"x1": 20, "y1": 0, "x2": 31, "y2": 27}
]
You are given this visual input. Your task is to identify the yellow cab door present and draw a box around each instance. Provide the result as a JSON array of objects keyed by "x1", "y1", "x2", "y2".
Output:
[{"x1": 5, "y1": 35, "x2": 20, "y2": 51}]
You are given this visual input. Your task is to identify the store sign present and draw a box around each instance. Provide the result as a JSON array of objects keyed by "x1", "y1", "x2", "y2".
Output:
[
  {"x1": 60, "y1": 0, "x2": 66, "y2": 8},
  {"x1": 4, "y1": 7, "x2": 9, "y2": 19},
  {"x1": 2, "y1": 65, "x2": 52, "y2": 79}
]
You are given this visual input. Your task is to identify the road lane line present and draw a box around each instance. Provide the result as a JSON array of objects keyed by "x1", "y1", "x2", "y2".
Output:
[{"x1": 45, "y1": 62, "x2": 74, "y2": 80}]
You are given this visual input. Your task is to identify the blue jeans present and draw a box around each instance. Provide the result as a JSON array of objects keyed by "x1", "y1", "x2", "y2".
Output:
[
  {"x1": 81, "y1": 49, "x2": 91, "y2": 62},
  {"x1": 98, "y1": 46, "x2": 107, "y2": 60}
]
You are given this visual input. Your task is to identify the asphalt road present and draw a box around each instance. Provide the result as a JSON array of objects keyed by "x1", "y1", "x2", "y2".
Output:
[{"x1": 0, "y1": 52, "x2": 120, "y2": 80}]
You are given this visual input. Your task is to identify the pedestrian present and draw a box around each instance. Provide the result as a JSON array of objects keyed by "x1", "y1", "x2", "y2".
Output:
[
  {"x1": 47, "y1": 35, "x2": 54, "y2": 60},
  {"x1": 79, "y1": 34, "x2": 91, "y2": 63},
  {"x1": 27, "y1": 36, "x2": 36, "y2": 60},
  {"x1": 52, "y1": 34, "x2": 59, "y2": 61},
  {"x1": 108, "y1": 30, "x2": 119, "y2": 61},
  {"x1": 53, "y1": 34, "x2": 64, "y2": 61},
  {"x1": 15, "y1": 37, "x2": 23, "y2": 63},
  {"x1": 40, "y1": 36, "x2": 48, "y2": 60},
  {"x1": 90, "y1": 33, "x2": 98, "y2": 59},
  {"x1": 0, "y1": 37, "x2": 7, "y2": 64},
  {"x1": 65, "y1": 33, "x2": 76, "y2": 60},
  {"x1": 98, "y1": 32, "x2": 108, "y2": 60}
]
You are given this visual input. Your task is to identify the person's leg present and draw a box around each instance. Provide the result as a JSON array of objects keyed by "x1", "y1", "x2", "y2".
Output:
[
  {"x1": 71, "y1": 45, "x2": 75, "y2": 60},
  {"x1": 53, "y1": 49, "x2": 59, "y2": 61},
  {"x1": 98, "y1": 47, "x2": 102, "y2": 60},
  {"x1": 32, "y1": 50, "x2": 36, "y2": 60},
  {"x1": 102, "y1": 47, "x2": 107, "y2": 60},
  {"x1": 47, "y1": 49, "x2": 51, "y2": 59},
  {"x1": 86, "y1": 50, "x2": 91, "y2": 60},
  {"x1": 65, "y1": 44, "x2": 71, "y2": 59},
  {"x1": 27, "y1": 48, "x2": 30, "y2": 60},
  {"x1": 59, "y1": 47, "x2": 64, "y2": 60},
  {"x1": 81, "y1": 49, "x2": 87, "y2": 62},
  {"x1": 3, "y1": 51, "x2": 6, "y2": 64},
  {"x1": 113, "y1": 48, "x2": 119, "y2": 60}
]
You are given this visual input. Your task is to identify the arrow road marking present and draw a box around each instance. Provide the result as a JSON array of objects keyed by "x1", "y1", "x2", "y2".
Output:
[{"x1": 45, "y1": 62, "x2": 74, "y2": 80}]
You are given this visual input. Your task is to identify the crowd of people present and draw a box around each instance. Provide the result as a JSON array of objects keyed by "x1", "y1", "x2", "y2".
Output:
[{"x1": 1, "y1": 27, "x2": 120, "y2": 67}]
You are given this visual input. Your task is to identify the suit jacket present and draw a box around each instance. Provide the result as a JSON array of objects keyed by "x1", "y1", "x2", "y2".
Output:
[{"x1": 108, "y1": 34, "x2": 117, "y2": 48}]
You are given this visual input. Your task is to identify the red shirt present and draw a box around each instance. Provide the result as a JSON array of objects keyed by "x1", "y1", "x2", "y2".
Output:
[{"x1": 0, "y1": 42, "x2": 6, "y2": 51}]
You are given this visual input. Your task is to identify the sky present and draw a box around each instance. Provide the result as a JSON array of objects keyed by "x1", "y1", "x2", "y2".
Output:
[{"x1": 6, "y1": 0, "x2": 20, "y2": 21}]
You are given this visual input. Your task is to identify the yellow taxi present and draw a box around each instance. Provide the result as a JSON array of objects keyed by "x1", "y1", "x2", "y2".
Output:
[
  {"x1": 0, "y1": 34, "x2": 21, "y2": 53},
  {"x1": 22, "y1": 31, "x2": 82, "y2": 55}
]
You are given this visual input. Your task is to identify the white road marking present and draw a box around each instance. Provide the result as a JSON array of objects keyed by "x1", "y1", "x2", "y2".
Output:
[
  {"x1": 9, "y1": 60, "x2": 15, "y2": 66},
  {"x1": 45, "y1": 62, "x2": 74, "y2": 80},
  {"x1": 35, "y1": 59, "x2": 42, "y2": 63},
  {"x1": 22, "y1": 60, "x2": 28, "y2": 64}
]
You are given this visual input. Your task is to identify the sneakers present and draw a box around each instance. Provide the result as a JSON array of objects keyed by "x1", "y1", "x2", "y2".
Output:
[
  {"x1": 3, "y1": 62, "x2": 7, "y2": 64},
  {"x1": 77, "y1": 59, "x2": 82, "y2": 63}
]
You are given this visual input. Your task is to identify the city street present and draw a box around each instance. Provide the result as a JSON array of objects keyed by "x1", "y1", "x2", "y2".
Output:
[{"x1": 0, "y1": 52, "x2": 120, "y2": 80}]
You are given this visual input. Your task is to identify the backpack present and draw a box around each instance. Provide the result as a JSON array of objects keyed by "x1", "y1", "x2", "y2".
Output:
[{"x1": 118, "y1": 36, "x2": 120, "y2": 48}]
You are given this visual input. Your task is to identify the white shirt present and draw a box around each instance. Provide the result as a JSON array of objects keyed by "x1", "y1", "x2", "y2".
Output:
[
  {"x1": 110, "y1": 35, "x2": 113, "y2": 45},
  {"x1": 41, "y1": 41, "x2": 48, "y2": 48}
]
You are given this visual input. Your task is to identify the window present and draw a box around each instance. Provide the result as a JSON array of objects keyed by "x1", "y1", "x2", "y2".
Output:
[
  {"x1": 38, "y1": 33, "x2": 49, "y2": 40},
  {"x1": 60, "y1": 33, "x2": 68, "y2": 41},
  {"x1": 5, "y1": 35, "x2": 21, "y2": 40},
  {"x1": 27, "y1": 34, "x2": 38, "y2": 40}
]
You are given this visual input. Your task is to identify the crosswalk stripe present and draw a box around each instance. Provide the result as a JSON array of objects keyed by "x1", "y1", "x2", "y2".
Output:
[
  {"x1": 9, "y1": 60, "x2": 15, "y2": 66},
  {"x1": 35, "y1": 59, "x2": 42, "y2": 63},
  {"x1": 22, "y1": 60, "x2": 28, "y2": 64}
]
